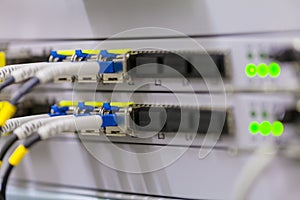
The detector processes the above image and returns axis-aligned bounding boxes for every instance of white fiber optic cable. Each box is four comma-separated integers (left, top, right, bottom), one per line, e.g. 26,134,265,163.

11,62,50,83
0,62,47,81
38,115,103,140
0,62,51,92
0,114,49,135
231,143,277,200
0,115,71,165
35,62,100,83
0,114,68,164
13,115,71,140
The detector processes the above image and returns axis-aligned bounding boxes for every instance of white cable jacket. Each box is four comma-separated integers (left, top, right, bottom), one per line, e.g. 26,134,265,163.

12,63,50,82
231,143,277,200
0,62,48,81
293,38,300,51
35,62,100,83
38,115,102,140
0,114,49,135
14,115,71,140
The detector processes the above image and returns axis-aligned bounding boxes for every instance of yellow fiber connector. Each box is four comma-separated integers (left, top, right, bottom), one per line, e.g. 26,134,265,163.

85,101,104,107
58,100,134,108
58,100,79,107
9,145,28,166
55,49,131,57
82,50,100,55
0,52,5,67
56,50,76,56
107,49,131,55
0,101,16,126
110,102,134,107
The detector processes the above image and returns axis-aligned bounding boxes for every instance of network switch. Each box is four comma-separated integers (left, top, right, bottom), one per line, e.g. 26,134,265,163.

0,33,300,200
5,89,291,150
18,37,295,93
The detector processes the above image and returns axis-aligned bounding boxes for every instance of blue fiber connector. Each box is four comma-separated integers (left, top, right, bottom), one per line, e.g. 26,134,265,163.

75,50,91,60
99,61,123,74
101,114,117,127
50,51,67,62
103,102,119,111
100,50,117,59
49,105,69,116
78,102,94,112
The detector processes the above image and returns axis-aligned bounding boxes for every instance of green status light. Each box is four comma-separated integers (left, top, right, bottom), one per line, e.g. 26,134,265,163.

246,63,281,78
249,121,284,137
259,121,272,136
272,121,284,137
249,121,260,135
269,62,281,77
257,63,269,77
245,63,257,77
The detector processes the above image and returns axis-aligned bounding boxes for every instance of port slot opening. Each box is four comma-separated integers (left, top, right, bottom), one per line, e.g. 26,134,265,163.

126,51,230,79
57,77,68,81
130,105,233,136
81,77,93,81
108,78,118,81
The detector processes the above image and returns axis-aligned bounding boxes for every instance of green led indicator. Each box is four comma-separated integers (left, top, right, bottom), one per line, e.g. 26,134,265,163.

269,62,281,77
257,63,269,77
250,111,256,118
272,121,284,137
245,63,257,77
260,53,267,59
262,111,268,119
249,121,260,135
260,121,272,136
247,53,253,59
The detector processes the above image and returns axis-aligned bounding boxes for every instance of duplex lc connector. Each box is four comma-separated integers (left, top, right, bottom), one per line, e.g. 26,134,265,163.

50,49,131,83
0,115,71,168
0,49,98,91
0,101,136,199
0,49,130,127
0,48,97,91
0,103,74,168
63,100,134,136
0,113,126,200
0,62,100,126
49,48,131,62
